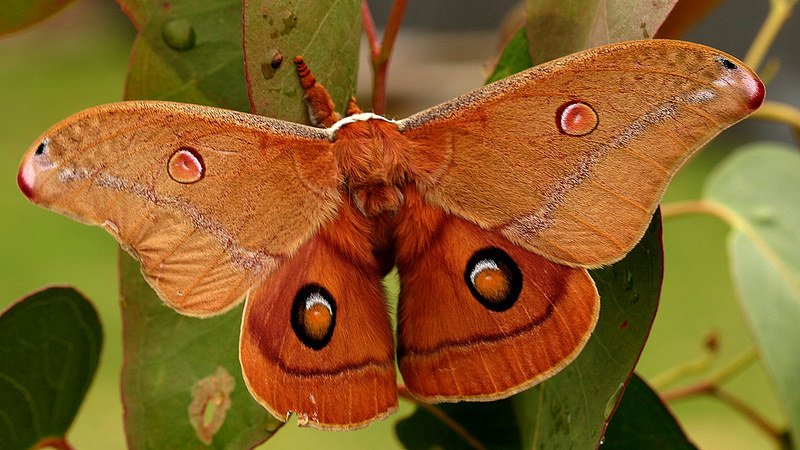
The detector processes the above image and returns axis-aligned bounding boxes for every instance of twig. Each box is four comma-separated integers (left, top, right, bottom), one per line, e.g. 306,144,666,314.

745,0,798,70
752,100,800,143
361,0,408,114
34,437,75,450
650,333,719,389
397,385,486,450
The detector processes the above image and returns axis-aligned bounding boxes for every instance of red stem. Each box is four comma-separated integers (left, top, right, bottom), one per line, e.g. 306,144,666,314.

34,437,75,450
361,0,408,114
361,0,381,58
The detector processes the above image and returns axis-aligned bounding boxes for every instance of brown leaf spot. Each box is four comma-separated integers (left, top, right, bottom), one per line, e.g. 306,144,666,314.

188,366,235,445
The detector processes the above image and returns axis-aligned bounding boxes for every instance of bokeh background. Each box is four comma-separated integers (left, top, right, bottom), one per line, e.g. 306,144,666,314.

1,0,797,448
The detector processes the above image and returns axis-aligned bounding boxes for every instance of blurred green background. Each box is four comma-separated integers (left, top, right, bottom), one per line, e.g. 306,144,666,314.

0,1,796,449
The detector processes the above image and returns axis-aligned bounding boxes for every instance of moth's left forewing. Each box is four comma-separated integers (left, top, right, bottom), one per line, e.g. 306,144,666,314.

18,101,341,317
399,40,764,268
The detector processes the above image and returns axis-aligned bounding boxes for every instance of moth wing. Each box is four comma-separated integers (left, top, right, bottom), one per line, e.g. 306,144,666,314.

399,40,763,267
18,101,340,316
394,188,599,401
240,199,397,429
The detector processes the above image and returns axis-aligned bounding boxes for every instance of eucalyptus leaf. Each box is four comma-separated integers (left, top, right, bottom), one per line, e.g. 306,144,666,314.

120,0,250,111
705,143,800,447
120,253,278,449
525,0,678,64
0,0,77,36
0,287,101,450
395,398,520,450
243,0,361,121
603,374,697,449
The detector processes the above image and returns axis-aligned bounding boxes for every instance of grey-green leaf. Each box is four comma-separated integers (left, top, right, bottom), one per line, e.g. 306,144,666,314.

243,0,361,122
121,0,251,111
705,143,800,447
603,374,697,449
0,287,102,450
120,253,280,450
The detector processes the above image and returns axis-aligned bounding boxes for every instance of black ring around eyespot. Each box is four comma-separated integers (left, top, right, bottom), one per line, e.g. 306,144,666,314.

290,283,337,350
463,247,523,312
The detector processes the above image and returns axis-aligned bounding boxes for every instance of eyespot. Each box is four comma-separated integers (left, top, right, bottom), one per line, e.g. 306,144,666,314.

717,57,737,70
291,283,336,350
556,101,598,136
168,148,204,184
464,247,522,312
35,139,49,156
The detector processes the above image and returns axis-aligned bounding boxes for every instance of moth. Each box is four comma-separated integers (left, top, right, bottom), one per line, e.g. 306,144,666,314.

18,40,763,429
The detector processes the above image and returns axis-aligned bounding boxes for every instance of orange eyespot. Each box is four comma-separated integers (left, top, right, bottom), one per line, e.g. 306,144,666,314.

465,247,523,312
473,267,511,304
303,301,333,342
291,284,336,350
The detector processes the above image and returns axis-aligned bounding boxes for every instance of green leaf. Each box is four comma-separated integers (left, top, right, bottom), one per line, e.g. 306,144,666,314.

525,0,678,64
604,374,697,449
0,0,77,36
705,143,800,447
514,215,662,449
0,287,102,450
485,27,662,449
120,253,279,449
243,0,361,121
121,0,251,111
486,28,533,84
395,398,520,450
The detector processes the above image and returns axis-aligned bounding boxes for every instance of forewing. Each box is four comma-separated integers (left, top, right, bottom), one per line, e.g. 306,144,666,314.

18,101,340,316
399,40,763,267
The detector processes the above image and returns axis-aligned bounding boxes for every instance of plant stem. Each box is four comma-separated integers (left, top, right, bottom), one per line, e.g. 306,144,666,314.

660,347,758,401
745,0,798,70
752,100,800,142
397,385,486,450
34,437,75,450
361,0,408,114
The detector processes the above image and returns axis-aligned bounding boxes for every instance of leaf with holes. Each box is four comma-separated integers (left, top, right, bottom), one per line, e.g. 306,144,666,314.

0,287,102,450
525,0,678,65
121,253,280,449
705,143,800,447
243,0,361,121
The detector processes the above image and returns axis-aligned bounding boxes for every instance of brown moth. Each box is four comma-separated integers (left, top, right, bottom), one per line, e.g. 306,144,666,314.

17,40,763,429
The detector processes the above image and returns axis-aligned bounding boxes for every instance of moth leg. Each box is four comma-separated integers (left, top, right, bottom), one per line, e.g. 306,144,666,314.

294,56,342,128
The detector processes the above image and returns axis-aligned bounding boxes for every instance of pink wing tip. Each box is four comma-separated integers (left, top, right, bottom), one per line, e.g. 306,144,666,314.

747,76,766,111
17,160,35,200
